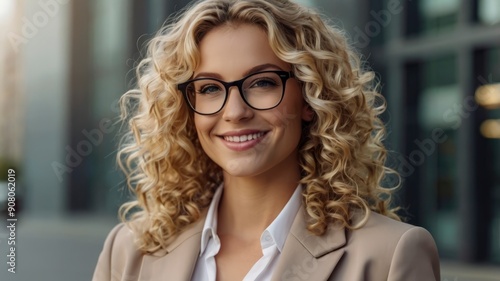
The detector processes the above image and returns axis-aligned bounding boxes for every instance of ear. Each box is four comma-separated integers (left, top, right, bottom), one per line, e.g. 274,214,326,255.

301,104,314,121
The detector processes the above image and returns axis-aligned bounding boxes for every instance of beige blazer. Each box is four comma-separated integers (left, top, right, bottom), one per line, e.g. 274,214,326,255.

93,206,440,281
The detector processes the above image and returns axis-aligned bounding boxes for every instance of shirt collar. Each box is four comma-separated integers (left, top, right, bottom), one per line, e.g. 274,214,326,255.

198,183,303,256
261,184,302,252
199,184,223,256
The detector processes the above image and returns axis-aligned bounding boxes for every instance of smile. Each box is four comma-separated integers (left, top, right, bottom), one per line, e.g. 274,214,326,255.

218,131,269,151
223,132,266,143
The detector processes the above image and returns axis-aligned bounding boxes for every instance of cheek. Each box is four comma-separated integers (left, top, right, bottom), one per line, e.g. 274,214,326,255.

193,116,214,147
194,115,210,134
193,117,220,165
266,106,304,141
270,96,304,129
270,111,300,130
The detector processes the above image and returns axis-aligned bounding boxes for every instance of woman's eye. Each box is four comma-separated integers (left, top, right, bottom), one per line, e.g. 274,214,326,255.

198,84,222,94
251,79,278,88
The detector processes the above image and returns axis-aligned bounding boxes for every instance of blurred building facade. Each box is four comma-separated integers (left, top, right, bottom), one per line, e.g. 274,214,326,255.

1,0,499,270
0,0,23,168
363,0,500,265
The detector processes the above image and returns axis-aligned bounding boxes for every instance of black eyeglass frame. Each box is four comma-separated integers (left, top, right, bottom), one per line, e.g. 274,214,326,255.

177,70,295,115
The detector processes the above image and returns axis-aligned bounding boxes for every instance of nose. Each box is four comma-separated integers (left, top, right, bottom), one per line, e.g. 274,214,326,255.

221,86,253,122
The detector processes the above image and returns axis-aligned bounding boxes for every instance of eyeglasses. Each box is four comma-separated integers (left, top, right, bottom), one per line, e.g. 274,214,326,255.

178,70,294,115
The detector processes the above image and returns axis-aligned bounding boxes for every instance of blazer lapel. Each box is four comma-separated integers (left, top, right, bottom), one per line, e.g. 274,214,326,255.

139,212,206,281
272,206,346,281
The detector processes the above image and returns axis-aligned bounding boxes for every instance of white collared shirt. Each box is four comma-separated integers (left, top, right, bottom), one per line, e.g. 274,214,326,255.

191,184,302,281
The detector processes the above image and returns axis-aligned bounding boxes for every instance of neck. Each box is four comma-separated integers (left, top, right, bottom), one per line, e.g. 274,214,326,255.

217,169,300,240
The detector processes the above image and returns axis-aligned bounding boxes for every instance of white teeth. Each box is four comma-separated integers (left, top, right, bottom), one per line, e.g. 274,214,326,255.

223,132,265,143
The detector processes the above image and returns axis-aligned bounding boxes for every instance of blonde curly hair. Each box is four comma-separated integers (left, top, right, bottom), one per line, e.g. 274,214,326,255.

118,0,401,254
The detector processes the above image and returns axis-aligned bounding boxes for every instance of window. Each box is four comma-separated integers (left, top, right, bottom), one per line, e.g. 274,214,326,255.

477,0,500,25
404,55,460,258
475,47,500,262
406,0,460,36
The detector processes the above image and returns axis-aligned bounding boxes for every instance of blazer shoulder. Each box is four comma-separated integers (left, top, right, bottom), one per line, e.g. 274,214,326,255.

93,215,206,281
340,211,440,280
363,211,414,233
350,211,437,256
93,223,145,281
105,222,142,257
386,225,441,280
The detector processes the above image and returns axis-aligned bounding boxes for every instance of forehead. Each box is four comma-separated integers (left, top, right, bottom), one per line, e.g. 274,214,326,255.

195,23,290,78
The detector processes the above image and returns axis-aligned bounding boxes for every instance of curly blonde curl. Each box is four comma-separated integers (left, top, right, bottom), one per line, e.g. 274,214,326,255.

118,0,401,254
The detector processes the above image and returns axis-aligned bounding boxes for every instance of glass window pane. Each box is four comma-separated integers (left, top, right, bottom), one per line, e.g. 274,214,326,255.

417,55,459,257
477,0,500,25
414,0,460,35
478,47,500,262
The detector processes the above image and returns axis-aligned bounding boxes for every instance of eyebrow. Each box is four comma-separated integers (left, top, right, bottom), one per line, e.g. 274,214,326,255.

193,63,286,79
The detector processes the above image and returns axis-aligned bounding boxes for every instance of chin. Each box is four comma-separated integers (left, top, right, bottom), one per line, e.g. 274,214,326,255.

222,158,263,177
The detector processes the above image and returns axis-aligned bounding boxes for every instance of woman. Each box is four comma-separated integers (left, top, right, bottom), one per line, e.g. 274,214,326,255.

93,0,440,280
